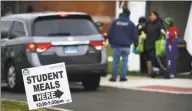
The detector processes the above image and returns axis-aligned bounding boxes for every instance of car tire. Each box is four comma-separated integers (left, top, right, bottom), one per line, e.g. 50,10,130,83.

82,75,100,91
6,61,24,92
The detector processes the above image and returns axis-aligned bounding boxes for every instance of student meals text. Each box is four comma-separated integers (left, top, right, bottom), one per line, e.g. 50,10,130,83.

22,62,72,110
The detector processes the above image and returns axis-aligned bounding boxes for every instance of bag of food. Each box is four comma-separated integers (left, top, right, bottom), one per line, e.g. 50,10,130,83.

132,31,145,54
155,34,166,56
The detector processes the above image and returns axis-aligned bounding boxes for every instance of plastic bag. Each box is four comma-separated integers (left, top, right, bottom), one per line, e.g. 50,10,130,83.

155,34,166,56
132,31,145,54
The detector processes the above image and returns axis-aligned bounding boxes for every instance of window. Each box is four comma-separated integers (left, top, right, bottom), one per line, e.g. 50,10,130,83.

33,15,99,37
0,20,12,32
26,6,33,13
11,21,26,38
0,20,12,39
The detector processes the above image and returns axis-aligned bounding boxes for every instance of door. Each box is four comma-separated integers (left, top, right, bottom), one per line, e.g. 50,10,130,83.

146,1,192,73
0,20,13,81
146,1,191,42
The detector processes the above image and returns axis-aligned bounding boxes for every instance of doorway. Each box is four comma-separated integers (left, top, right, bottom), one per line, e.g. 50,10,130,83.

146,1,191,41
146,1,192,73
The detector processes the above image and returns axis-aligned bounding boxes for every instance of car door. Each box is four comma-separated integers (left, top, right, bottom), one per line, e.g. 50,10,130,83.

0,20,13,81
6,21,28,68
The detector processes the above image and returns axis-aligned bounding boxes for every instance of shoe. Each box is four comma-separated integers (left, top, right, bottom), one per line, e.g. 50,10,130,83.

150,72,157,78
109,78,116,82
149,70,157,78
120,78,128,82
170,74,175,78
150,74,156,78
164,73,170,79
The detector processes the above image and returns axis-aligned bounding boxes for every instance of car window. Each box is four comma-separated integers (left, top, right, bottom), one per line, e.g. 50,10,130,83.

11,21,26,38
0,20,12,39
33,15,99,36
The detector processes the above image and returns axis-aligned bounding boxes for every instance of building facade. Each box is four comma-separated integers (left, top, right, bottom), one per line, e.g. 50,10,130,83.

1,1,191,40
1,1,129,33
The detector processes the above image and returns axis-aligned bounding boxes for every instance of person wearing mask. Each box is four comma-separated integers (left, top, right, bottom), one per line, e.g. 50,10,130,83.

164,17,179,78
137,17,147,35
145,11,166,75
137,17,147,73
107,8,138,82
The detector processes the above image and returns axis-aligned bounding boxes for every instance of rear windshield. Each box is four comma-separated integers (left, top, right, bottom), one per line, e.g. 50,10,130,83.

33,15,99,36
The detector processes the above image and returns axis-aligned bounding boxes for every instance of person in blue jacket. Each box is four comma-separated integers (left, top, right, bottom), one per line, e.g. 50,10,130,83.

107,8,139,82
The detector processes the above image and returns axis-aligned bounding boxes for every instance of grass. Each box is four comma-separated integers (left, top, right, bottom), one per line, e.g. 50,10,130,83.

106,45,112,57
1,99,55,111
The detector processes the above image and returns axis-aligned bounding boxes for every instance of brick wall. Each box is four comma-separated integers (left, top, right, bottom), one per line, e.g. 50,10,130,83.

24,1,116,33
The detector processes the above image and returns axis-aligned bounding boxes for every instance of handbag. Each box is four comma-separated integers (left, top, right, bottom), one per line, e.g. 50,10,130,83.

155,34,166,56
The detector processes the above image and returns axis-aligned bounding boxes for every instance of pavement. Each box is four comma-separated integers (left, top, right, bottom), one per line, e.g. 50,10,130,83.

101,75,192,94
1,76,192,111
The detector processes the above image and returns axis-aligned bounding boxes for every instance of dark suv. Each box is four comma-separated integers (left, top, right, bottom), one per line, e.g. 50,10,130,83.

1,12,108,91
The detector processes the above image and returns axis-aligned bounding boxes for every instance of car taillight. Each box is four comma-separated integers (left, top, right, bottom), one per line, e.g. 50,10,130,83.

59,13,68,17
102,40,107,46
103,33,107,39
89,40,106,50
26,42,52,52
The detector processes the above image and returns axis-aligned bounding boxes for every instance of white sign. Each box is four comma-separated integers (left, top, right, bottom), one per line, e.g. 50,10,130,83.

22,62,72,110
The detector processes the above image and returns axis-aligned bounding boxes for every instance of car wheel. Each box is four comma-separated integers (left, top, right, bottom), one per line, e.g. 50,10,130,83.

82,75,100,91
6,62,24,92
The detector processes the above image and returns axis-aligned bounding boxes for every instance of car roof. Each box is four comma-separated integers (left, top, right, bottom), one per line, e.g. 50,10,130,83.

1,11,88,22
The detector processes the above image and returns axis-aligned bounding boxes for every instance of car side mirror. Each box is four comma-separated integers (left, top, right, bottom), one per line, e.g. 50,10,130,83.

95,21,104,27
8,33,16,39
1,31,8,39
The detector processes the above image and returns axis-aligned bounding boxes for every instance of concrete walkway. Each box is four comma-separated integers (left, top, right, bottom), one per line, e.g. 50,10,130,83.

101,75,192,94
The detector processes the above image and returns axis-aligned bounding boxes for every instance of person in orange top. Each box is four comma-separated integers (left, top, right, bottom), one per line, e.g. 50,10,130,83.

164,17,179,78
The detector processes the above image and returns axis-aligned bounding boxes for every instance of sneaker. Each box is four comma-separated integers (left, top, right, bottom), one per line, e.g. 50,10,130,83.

170,74,175,78
150,73,156,78
164,73,175,79
164,73,170,79
109,78,116,82
120,78,128,82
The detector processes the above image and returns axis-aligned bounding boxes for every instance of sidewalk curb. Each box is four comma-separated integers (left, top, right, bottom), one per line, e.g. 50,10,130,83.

46,107,73,111
101,76,192,95
1,99,73,111
100,84,192,95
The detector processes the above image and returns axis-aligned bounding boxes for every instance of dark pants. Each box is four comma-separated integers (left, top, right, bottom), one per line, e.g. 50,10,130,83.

140,52,147,73
145,48,156,65
145,48,166,73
